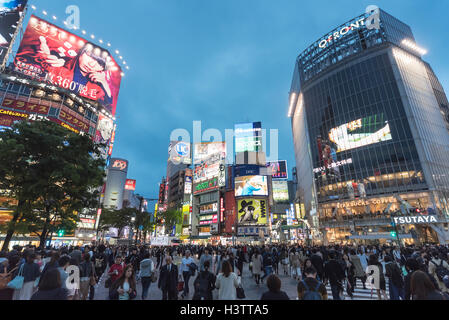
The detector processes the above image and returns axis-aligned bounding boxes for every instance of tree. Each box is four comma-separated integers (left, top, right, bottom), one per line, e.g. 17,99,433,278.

157,209,182,235
0,120,105,251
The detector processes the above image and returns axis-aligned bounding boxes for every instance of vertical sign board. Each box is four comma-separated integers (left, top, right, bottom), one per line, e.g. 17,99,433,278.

0,0,27,69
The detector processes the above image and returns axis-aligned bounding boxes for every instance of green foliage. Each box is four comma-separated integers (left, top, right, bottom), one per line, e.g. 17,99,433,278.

0,120,106,249
157,209,182,233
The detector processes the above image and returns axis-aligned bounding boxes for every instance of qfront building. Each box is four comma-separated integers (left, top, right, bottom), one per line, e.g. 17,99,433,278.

289,8,449,245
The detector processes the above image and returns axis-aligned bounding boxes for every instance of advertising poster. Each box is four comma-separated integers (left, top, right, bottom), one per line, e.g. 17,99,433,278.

329,114,392,152
14,15,122,116
235,122,262,153
193,142,226,183
266,160,288,179
272,180,289,203
169,141,191,165
0,0,27,66
95,114,114,145
235,175,268,197
237,199,267,225
124,179,136,191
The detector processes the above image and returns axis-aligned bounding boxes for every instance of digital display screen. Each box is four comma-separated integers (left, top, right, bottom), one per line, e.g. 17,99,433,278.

329,114,392,152
235,122,262,153
235,175,268,197
14,15,122,116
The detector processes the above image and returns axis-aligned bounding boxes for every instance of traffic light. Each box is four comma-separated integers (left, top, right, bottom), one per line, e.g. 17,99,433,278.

57,229,65,237
390,231,397,238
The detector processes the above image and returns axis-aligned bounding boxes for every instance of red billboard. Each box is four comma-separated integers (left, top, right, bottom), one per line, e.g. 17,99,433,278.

125,179,136,191
13,15,122,116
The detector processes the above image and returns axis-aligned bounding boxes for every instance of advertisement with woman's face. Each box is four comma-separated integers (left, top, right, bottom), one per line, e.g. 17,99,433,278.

13,15,122,116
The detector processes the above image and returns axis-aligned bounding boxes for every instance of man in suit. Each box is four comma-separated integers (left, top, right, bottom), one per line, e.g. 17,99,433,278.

158,256,179,300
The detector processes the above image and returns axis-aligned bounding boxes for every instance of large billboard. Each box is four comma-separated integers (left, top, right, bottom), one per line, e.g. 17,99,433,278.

235,175,268,197
235,122,262,153
193,142,226,183
0,0,27,67
272,180,289,203
329,114,392,153
266,160,288,179
124,179,136,191
13,15,122,116
169,141,191,165
237,199,267,225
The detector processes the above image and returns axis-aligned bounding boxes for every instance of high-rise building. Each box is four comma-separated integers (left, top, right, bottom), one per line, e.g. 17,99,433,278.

289,8,449,244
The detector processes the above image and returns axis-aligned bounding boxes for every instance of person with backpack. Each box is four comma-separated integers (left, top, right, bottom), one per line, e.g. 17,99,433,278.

260,274,289,300
324,251,345,300
297,266,327,300
79,253,96,300
428,250,449,293
193,260,216,300
385,255,405,300
139,252,154,300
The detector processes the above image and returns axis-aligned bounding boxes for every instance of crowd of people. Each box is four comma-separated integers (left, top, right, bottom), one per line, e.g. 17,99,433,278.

0,242,448,300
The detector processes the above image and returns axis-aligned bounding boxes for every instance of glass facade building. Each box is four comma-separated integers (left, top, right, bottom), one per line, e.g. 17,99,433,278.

289,9,449,244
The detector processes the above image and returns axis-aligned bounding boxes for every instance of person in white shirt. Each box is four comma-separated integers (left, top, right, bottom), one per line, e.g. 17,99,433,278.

215,260,240,300
180,250,195,299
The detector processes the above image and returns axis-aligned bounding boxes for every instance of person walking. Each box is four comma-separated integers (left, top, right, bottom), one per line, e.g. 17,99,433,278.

367,254,388,300
180,250,194,299
139,252,154,300
215,261,240,300
350,249,367,289
31,268,68,300
158,256,178,300
261,248,273,283
384,255,405,300
12,252,41,300
291,251,302,280
324,251,345,300
260,274,289,300
193,261,216,300
411,270,449,300
251,250,263,286
79,253,96,300
428,250,449,294
342,253,355,299
297,266,328,300
109,265,137,300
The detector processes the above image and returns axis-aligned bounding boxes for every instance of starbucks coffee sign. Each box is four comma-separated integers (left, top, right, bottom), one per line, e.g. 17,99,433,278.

393,215,439,225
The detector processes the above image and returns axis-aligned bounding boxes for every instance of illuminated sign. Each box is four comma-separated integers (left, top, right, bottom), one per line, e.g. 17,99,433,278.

266,160,288,179
313,158,353,173
158,182,165,204
14,15,122,116
393,215,439,225
238,226,268,236
272,181,289,203
111,159,127,171
329,114,392,153
193,142,226,183
125,179,136,191
184,176,192,195
235,122,262,153
194,177,218,194
237,199,267,225
319,18,366,49
235,175,268,197
169,141,191,165
0,0,27,67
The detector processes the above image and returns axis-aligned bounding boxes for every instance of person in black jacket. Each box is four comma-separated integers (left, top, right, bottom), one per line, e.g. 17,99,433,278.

158,256,179,300
324,251,345,300
193,261,216,300
260,274,290,300
384,255,404,300
31,268,68,300
310,249,325,281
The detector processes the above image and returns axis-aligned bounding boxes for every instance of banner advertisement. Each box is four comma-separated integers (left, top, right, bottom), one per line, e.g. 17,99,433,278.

266,160,288,179
193,142,226,183
169,141,191,165
237,199,268,225
272,180,289,203
329,114,392,153
0,0,27,67
194,177,218,194
125,179,136,191
95,113,114,145
235,175,268,197
14,15,122,116
235,122,262,153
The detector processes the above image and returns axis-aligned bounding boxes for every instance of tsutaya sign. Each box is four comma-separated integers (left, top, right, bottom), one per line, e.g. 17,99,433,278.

318,5,380,49
393,215,439,225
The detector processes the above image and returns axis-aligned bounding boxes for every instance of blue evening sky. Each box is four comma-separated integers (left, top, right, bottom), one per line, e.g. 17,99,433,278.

21,0,449,201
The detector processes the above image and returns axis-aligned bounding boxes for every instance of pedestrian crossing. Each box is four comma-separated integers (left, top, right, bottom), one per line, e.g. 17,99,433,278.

324,281,390,300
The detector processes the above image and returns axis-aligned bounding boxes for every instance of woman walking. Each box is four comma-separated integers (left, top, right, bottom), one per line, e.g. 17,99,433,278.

109,264,137,300
215,261,240,300
252,250,263,285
